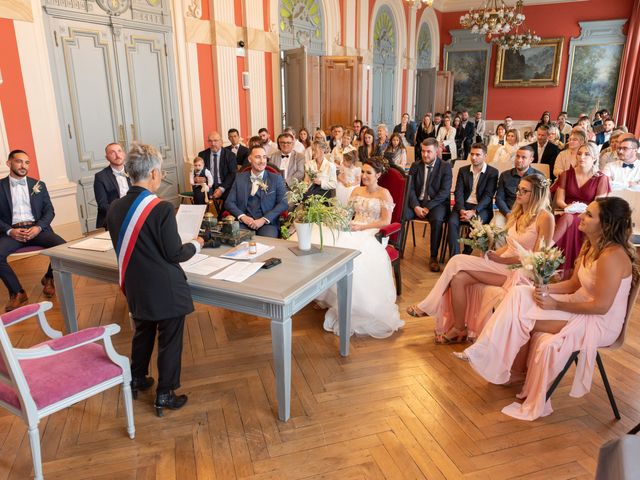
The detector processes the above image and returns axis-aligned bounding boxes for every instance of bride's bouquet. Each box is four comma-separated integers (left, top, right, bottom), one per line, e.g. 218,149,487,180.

509,240,565,285
458,216,506,253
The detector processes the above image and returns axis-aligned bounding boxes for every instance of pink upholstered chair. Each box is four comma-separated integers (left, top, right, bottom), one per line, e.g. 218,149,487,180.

0,302,135,480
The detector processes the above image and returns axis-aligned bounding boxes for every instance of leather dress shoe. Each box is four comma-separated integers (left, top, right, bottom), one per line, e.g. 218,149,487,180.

130,376,154,399
5,291,28,312
429,259,441,272
41,276,55,298
154,390,188,417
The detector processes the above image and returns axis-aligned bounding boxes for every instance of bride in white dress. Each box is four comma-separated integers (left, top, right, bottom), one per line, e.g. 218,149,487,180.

306,157,404,338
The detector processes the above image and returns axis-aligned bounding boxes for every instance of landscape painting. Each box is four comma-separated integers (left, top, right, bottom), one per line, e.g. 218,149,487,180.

445,50,487,114
565,43,624,118
494,38,563,87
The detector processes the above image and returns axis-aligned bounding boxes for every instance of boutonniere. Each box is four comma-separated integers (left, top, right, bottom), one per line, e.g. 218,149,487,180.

31,181,42,196
256,179,269,192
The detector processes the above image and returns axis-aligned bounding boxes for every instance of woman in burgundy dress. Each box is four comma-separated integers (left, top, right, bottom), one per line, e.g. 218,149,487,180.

553,143,610,278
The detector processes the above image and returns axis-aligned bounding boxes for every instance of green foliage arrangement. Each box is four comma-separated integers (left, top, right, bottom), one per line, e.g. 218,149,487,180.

280,180,352,249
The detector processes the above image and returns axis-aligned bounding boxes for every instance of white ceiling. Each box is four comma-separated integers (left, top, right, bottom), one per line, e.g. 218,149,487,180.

432,0,589,13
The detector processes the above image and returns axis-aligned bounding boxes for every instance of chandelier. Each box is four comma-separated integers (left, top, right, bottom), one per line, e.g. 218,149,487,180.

492,29,540,50
460,0,525,37
405,0,434,7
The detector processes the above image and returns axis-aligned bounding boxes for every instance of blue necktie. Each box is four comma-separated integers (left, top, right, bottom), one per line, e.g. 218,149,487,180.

212,152,219,183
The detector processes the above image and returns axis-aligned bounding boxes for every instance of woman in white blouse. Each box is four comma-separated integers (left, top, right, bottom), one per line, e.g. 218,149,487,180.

493,128,521,167
553,129,587,178
436,115,457,160
305,138,337,197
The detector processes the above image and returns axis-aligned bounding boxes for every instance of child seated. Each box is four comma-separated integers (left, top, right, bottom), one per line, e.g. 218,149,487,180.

190,156,213,205
336,151,361,206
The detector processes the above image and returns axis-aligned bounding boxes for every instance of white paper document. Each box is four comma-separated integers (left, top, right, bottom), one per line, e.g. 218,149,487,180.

94,231,111,240
182,256,235,275
180,253,208,269
68,238,113,252
176,204,207,243
211,261,264,282
220,242,274,261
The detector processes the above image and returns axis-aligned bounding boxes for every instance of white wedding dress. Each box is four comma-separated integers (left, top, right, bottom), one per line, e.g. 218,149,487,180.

297,195,405,338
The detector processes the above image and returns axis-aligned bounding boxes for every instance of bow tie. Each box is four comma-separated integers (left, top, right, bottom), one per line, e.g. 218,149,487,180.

250,175,262,182
281,154,289,159
114,170,127,177
10,178,27,187
623,163,635,169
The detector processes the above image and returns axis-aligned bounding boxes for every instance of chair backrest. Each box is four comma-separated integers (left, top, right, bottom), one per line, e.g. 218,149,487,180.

0,318,35,415
486,144,501,164
451,160,471,192
378,163,408,248
531,163,550,178
608,277,640,350
240,164,282,176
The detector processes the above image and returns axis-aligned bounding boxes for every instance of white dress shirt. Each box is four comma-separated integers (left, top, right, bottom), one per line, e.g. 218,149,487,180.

536,142,548,163
111,166,130,198
603,160,640,189
466,162,488,205
305,157,337,190
9,177,35,225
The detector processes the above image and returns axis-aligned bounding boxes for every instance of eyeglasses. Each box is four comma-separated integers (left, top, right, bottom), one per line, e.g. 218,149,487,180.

618,146,635,151
515,188,532,195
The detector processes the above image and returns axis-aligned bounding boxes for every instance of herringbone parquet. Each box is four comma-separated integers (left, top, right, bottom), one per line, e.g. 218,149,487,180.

1,233,639,479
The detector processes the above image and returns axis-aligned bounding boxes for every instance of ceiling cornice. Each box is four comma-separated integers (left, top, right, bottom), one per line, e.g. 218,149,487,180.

432,0,589,13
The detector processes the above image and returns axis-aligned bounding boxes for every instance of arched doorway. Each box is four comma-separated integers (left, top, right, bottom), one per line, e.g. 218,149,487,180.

371,6,396,129
279,0,325,131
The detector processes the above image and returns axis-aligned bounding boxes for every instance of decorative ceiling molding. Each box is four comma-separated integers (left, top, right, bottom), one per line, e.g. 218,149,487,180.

433,0,589,13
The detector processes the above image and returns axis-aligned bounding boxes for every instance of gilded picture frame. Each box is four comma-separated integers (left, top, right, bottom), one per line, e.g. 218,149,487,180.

494,37,564,88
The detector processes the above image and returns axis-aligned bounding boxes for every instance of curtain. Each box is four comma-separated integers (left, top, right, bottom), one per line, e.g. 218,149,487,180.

615,0,640,136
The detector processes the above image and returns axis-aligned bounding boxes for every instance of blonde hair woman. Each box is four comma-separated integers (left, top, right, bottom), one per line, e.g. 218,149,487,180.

553,129,587,178
408,172,555,343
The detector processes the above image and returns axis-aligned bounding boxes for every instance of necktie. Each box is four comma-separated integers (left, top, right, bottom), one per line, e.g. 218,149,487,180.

10,178,27,187
250,175,261,196
212,152,219,184
419,165,432,201
623,163,635,169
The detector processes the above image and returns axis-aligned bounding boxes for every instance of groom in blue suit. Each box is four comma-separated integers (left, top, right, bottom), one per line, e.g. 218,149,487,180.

224,145,288,238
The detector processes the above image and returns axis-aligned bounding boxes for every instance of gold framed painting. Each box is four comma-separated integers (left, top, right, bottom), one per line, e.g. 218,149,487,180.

494,37,564,88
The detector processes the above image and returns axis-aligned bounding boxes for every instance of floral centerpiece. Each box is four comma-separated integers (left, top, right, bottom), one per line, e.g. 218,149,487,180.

509,240,565,285
280,180,352,250
458,216,507,253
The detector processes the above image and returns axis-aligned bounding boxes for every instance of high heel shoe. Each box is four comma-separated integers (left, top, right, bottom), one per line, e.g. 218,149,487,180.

130,376,154,399
154,390,188,417
452,351,470,362
434,327,468,345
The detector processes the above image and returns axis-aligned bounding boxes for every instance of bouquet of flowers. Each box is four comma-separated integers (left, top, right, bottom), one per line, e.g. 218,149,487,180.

458,216,506,253
509,240,565,285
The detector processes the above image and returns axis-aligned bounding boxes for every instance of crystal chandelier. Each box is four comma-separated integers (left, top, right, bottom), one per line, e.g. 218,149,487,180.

405,0,434,7
460,0,525,37
492,29,540,51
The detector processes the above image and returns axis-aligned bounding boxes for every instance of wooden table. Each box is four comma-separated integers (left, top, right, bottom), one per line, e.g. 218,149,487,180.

43,237,359,421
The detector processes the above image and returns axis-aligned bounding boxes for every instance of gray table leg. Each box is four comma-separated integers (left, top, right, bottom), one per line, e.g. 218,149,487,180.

337,261,353,357
270,315,292,421
52,268,77,333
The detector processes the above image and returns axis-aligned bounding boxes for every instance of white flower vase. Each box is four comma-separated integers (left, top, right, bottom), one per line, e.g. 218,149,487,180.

295,222,313,251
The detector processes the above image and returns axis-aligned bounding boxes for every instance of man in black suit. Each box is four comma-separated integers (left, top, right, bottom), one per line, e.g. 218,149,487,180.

107,143,203,416
225,146,289,237
529,124,560,179
225,128,249,168
198,131,237,202
447,143,499,256
460,111,475,159
94,142,131,229
406,138,452,272
0,150,66,311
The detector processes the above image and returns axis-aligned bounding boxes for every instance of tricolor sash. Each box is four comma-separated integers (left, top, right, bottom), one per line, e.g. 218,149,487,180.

115,190,161,295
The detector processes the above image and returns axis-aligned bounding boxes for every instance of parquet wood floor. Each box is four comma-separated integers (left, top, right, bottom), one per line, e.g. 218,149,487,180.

1,233,639,479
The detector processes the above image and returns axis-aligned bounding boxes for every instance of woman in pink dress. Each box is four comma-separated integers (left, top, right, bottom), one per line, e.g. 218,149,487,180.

458,197,637,421
407,173,555,343
554,143,610,279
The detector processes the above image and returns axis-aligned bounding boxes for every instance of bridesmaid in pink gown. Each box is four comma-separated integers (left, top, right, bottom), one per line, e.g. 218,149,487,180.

407,173,555,343
553,143,610,279
459,197,637,421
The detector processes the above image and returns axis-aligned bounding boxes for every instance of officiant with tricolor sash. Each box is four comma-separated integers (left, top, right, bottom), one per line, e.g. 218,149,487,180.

106,143,204,417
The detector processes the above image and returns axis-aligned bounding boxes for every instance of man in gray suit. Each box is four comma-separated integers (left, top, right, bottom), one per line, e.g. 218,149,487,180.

270,132,304,188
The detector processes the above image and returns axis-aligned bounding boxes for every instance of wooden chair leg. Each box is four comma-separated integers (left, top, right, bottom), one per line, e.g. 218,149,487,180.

439,223,449,264
122,383,136,439
596,352,621,420
422,223,427,238
546,351,579,401
411,221,416,247
28,425,43,480
393,260,402,296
